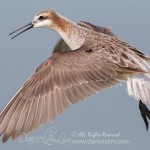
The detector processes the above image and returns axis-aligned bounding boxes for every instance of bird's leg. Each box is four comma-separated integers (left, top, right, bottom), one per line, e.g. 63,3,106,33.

139,100,150,130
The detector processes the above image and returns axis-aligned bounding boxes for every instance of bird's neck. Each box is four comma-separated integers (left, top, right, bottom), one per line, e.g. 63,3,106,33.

52,14,85,50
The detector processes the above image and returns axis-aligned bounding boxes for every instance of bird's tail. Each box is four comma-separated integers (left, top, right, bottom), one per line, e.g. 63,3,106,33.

124,48,150,105
127,73,150,104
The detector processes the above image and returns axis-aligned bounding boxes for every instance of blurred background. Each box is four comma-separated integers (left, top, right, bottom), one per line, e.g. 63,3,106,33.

0,0,150,149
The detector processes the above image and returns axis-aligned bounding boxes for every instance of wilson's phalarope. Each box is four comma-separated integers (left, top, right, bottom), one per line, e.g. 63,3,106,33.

1,9,150,143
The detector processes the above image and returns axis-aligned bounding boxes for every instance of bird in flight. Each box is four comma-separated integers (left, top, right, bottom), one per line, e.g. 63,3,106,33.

0,10,150,143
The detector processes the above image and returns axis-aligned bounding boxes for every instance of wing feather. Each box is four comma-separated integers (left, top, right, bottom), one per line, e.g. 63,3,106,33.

0,43,142,142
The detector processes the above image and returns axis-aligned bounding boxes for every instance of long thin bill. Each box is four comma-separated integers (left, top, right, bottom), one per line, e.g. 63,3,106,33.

9,22,33,39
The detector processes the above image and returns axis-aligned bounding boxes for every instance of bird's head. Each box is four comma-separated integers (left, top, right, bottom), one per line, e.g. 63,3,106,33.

9,10,61,39
32,10,56,28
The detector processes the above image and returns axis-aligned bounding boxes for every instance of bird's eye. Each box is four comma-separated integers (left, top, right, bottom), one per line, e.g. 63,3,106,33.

38,16,45,20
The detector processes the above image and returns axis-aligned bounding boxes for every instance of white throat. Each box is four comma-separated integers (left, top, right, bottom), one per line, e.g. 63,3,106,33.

34,20,52,28
56,24,85,50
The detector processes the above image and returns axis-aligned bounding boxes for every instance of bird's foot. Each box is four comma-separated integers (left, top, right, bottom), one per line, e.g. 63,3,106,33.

139,100,150,130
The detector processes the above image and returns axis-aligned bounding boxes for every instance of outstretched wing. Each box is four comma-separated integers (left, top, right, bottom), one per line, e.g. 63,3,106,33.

0,44,142,143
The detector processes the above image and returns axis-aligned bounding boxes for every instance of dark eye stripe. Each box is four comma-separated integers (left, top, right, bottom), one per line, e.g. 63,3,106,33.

39,16,44,20
38,16,47,20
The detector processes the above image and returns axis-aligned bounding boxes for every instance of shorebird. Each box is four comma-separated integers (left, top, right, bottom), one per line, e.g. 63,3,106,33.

1,10,150,143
